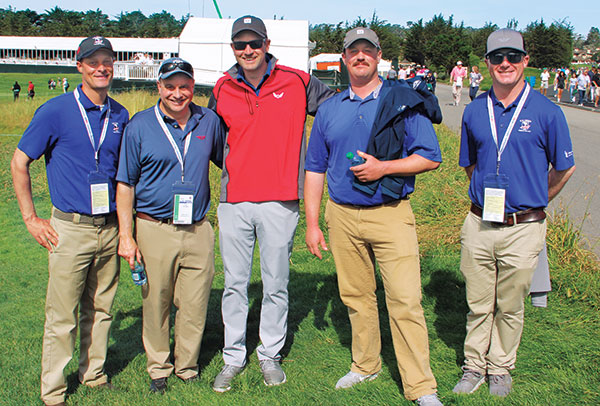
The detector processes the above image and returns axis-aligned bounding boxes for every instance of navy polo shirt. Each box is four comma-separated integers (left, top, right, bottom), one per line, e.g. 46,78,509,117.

305,84,442,206
459,83,575,212
18,84,129,215
116,102,225,221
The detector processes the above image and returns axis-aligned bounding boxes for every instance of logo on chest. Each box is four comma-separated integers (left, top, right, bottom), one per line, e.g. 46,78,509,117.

517,119,532,133
112,122,120,133
272,92,284,99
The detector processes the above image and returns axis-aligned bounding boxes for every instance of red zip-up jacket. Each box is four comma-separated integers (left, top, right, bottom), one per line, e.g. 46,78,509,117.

208,56,334,203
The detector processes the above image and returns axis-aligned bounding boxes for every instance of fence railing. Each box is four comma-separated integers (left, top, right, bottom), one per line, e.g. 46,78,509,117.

113,62,159,81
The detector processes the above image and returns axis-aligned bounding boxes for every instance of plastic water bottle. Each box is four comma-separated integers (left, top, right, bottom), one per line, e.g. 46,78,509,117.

346,152,365,166
131,261,147,286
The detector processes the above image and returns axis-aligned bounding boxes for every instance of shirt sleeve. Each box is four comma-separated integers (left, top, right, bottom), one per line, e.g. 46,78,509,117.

211,116,226,169
545,107,574,171
17,102,59,160
459,109,477,168
116,120,142,186
403,111,442,163
305,108,329,173
306,76,335,116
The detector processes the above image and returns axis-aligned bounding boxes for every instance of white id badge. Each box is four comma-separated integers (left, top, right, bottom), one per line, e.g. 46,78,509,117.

173,194,193,224
483,188,506,222
482,173,509,222
172,181,195,225
89,171,110,215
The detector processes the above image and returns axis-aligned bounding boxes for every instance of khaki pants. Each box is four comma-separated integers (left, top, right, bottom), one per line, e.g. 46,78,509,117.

460,212,546,375
41,211,119,405
136,217,215,380
325,199,437,400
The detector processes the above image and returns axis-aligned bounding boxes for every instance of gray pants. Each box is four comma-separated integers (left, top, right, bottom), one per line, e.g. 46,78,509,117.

218,201,299,367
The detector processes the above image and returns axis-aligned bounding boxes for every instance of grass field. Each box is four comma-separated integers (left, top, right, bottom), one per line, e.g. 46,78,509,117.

0,87,599,405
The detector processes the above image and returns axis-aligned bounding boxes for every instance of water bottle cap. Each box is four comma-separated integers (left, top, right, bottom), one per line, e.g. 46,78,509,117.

346,152,354,159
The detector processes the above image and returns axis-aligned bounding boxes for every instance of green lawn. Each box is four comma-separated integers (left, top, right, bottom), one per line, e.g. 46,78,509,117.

0,93,599,405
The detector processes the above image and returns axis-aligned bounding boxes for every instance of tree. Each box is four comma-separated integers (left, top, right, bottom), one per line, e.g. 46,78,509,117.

523,19,573,68
585,27,600,48
471,22,498,57
0,7,40,35
309,22,347,55
113,11,147,37
140,11,183,37
404,19,426,65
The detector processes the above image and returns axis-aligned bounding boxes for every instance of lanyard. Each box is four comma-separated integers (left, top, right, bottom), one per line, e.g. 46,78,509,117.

154,104,192,182
74,88,110,167
487,83,530,175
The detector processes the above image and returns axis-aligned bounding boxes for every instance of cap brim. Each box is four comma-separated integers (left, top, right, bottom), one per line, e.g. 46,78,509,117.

158,69,194,80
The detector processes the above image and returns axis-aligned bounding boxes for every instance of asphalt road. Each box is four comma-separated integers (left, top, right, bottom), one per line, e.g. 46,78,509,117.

433,83,600,259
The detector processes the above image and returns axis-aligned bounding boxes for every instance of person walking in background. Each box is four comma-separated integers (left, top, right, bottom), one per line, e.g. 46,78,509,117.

304,27,444,406
12,81,21,101
454,28,575,398
10,36,129,406
539,68,550,97
469,66,483,101
387,66,397,81
576,68,590,106
208,15,334,392
398,65,407,80
62,77,70,93
116,58,224,394
450,60,467,106
27,81,35,100
426,70,437,93
569,72,578,103
590,67,599,107
555,71,566,102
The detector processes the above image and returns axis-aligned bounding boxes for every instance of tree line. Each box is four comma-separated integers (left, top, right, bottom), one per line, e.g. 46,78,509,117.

311,13,600,73
2,7,599,70
0,6,185,37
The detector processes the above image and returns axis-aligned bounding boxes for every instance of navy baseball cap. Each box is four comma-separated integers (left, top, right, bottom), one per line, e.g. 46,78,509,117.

76,36,115,61
231,15,267,40
158,58,194,80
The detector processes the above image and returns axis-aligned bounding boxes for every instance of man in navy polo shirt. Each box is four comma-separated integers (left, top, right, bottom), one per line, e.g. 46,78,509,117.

116,58,224,394
11,36,129,406
304,28,443,406
453,29,575,397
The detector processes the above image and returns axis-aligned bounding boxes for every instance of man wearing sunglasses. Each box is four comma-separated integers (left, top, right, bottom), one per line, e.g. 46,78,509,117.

454,28,575,397
208,15,334,392
116,58,225,394
11,36,129,406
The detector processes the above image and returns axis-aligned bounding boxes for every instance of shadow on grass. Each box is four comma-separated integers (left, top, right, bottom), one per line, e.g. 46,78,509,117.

423,268,469,366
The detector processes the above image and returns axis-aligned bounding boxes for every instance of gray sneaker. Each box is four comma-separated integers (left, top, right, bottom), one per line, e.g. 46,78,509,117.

416,393,444,406
212,364,244,392
488,373,512,397
335,370,379,389
259,359,286,386
452,369,485,394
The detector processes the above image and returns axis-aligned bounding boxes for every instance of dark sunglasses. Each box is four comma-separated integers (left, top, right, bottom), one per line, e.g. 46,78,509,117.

159,60,194,76
232,39,265,51
487,51,525,65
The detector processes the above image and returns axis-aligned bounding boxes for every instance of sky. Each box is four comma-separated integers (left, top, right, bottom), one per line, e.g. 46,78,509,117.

1,0,596,36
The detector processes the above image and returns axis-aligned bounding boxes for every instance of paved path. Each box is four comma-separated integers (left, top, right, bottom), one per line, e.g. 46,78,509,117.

434,83,600,259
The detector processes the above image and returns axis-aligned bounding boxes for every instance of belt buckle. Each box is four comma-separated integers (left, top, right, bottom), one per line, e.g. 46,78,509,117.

92,216,106,226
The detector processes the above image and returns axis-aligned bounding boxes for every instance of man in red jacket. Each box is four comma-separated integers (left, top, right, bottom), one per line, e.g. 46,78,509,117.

208,15,333,392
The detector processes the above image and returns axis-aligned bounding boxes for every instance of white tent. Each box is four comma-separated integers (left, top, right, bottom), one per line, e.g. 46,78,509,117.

179,17,310,86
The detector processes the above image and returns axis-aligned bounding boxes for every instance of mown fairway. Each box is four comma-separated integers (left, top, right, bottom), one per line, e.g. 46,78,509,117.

0,86,598,405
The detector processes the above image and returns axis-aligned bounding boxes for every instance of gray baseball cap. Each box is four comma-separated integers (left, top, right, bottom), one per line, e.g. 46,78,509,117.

486,28,526,56
344,27,380,49
231,15,267,40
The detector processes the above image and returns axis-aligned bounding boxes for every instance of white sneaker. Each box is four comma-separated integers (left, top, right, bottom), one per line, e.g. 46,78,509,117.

416,393,444,406
335,370,379,389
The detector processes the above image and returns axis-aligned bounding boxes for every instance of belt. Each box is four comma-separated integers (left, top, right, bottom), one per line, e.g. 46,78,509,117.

52,208,116,226
470,203,546,226
136,212,204,225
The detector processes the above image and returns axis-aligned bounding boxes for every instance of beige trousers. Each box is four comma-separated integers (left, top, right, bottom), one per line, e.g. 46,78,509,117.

325,199,437,400
41,212,119,405
460,212,546,375
136,217,215,380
